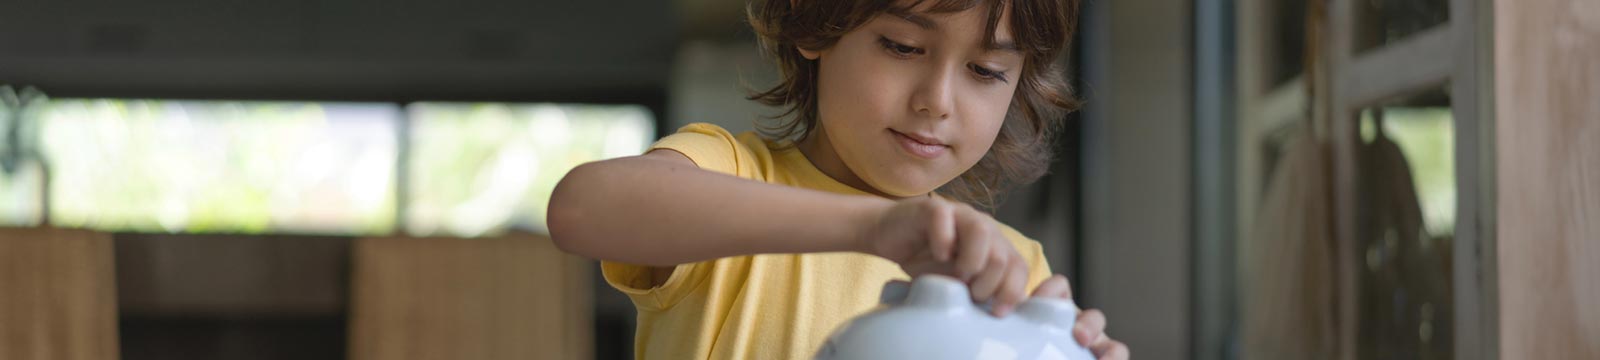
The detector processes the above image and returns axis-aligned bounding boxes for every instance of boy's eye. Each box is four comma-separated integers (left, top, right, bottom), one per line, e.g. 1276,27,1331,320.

969,64,1009,83
878,36,923,57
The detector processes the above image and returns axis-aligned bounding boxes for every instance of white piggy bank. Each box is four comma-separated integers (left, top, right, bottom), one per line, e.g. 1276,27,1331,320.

814,275,1096,360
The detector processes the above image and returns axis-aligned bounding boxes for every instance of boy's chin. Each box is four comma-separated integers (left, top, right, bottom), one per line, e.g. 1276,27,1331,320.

865,171,955,198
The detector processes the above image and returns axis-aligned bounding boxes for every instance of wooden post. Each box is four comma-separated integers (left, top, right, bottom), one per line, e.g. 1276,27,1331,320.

1494,0,1600,357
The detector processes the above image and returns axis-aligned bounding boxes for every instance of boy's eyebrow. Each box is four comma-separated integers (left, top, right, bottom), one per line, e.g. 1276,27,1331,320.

886,8,938,30
989,40,1020,54
886,8,1022,55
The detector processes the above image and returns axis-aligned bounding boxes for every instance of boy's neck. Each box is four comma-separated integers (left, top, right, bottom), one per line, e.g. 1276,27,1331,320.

796,126,918,200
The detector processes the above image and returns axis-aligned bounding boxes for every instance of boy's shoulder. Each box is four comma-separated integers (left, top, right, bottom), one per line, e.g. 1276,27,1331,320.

651,122,776,179
657,123,774,151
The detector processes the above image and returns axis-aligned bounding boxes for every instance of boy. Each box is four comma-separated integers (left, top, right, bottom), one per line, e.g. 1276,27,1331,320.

550,0,1127,358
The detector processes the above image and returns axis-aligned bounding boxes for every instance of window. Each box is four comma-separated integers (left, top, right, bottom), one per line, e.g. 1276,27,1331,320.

39,99,401,235
405,102,653,238
6,98,653,236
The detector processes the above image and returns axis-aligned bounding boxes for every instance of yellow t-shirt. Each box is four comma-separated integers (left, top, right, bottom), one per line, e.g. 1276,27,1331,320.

601,123,1055,359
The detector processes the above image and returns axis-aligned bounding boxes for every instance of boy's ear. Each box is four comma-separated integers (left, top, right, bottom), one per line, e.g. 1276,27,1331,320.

797,46,821,60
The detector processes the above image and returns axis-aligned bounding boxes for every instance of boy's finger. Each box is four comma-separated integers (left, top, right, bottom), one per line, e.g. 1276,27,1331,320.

928,204,956,262
1091,339,1129,360
899,249,940,275
1032,275,1072,299
1073,308,1108,345
967,251,1008,304
1056,274,1076,299
992,258,1029,317
952,213,992,280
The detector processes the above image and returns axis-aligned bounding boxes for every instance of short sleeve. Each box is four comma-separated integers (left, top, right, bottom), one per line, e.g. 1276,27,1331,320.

646,123,768,180
599,123,765,311
602,260,712,311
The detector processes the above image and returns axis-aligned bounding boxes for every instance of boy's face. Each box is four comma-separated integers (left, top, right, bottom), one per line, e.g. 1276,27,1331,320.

801,3,1023,197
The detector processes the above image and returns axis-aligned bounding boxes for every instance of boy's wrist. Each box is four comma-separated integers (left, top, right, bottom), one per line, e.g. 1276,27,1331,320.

842,195,895,256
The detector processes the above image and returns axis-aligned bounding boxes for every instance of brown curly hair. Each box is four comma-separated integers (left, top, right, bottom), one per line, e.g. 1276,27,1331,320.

746,0,1082,209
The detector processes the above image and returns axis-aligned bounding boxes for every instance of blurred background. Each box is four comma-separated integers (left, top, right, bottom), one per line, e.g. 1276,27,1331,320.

1,0,1595,359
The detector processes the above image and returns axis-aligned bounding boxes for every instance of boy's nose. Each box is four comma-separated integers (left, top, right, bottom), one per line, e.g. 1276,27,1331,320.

910,69,955,120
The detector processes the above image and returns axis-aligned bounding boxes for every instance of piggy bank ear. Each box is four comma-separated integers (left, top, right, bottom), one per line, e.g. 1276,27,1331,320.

879,280,912,305
901,275,973,308
1016,298,1080,331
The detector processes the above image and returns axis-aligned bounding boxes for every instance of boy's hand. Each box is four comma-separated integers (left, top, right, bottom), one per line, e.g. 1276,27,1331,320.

854,196,1031,317
1032,275,1130,360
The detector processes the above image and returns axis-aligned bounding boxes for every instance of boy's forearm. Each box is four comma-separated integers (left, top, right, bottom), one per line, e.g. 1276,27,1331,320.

548,155,893,266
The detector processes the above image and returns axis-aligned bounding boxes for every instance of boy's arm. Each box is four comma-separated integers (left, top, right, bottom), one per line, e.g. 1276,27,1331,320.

547,149,892,266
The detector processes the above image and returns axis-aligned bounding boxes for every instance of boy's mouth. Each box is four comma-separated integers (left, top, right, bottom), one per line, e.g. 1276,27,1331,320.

889,129,949,159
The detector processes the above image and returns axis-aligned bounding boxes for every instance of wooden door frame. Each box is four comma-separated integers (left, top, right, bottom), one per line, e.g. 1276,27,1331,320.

1235,0,1497,358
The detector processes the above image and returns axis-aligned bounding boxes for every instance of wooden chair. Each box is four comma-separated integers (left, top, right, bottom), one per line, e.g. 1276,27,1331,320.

0,227,120,360
348,232,593,360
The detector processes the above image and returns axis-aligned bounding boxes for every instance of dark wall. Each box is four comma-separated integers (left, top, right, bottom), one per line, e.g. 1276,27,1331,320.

0,0,678,103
